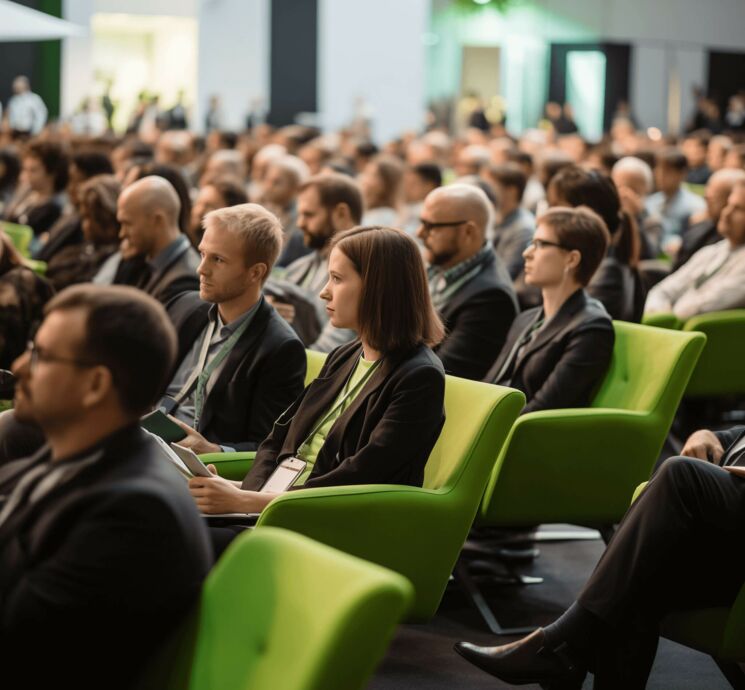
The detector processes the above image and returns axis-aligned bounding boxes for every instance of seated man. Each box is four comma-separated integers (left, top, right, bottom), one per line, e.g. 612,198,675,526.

455,424,745,688
418,184,518,381
645,179,745,320
94,175,200,303
164,203,306,453
0,285,211,689
483,163,535,279
270,172,363,352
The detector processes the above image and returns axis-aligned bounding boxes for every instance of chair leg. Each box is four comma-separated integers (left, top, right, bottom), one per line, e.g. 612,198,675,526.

454,560,537,636
714,659,745,690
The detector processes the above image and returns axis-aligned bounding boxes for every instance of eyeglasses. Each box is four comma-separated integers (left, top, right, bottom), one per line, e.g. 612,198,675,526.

26,340,98,373
418,219,468,235
526,238,570,251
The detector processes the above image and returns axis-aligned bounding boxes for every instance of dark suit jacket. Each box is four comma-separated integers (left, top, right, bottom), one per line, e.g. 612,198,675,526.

484,289,614,413
243,340,446,491
587,253,646,323
32,212,82,261
434,250,519,381
0,424,212,690
167,292,307,452
716,426,745,465
143,241,201,304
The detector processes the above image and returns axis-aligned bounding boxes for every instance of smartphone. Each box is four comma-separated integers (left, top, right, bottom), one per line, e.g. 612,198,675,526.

141,409,187,443
261,457,307,493
171,443,213,478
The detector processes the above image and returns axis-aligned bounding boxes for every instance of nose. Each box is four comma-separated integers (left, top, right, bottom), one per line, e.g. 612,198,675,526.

11,349,31,378
197,256,209,276
523,243,535,259
319,280,331,302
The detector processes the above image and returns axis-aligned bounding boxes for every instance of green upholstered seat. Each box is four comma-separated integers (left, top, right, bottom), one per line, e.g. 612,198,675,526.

152,527,412,690
478,321,706,528
642,312,683,330
1,222,33,257
304,349,327,387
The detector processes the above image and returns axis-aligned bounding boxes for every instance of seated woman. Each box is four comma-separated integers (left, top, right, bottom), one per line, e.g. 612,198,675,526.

548,165,646,322
359,155,404,227
189,225,446,522
0,230,54,369
2,139,68,246
483,207,614,413
45,175,121,290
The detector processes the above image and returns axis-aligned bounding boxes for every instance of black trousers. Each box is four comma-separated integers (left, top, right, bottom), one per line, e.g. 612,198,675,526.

577,456,745,687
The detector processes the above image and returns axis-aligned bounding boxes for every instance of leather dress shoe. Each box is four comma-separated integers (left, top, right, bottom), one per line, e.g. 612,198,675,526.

454,629,585,687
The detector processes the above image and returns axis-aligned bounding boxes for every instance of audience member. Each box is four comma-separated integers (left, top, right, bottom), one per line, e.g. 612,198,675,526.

359,154,403,226
0,147,21,214
189,177,248,245
508,150,545,214
455,423,745,688
3,139,69,241
418,184,517,380
646,147,706,253
0,285,211,689
261,155,312,267
95,176,199,303
645,180,745,319
707,134,733,173
682,131,712,185
484,207,614,413
454,144,491,178
483,163,535,279
45,175,121,290
0,230,53,369
549,165,646,322
190,226,446,555
401,162,442,235
163,204,306,452
130,161,193,237
673,168,745,270
33,149,113,262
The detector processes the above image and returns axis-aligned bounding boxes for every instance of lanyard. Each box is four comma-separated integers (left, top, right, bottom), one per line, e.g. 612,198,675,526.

296,357,380,459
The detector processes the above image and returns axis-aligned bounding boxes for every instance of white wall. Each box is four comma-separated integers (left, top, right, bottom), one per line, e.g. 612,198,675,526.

195,0,270,133
319,0,429,142
61,0,95,118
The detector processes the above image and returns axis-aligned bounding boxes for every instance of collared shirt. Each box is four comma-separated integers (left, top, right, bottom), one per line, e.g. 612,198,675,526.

163,299,262,427
645,187,706,241
7,91,48,134
148,234,191,276
428,243,493,312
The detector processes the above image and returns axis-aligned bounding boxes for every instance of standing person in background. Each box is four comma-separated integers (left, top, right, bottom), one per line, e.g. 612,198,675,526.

4,76,47,138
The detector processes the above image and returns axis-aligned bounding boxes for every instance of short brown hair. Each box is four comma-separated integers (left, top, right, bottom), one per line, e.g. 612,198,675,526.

539,207,610,286
79,174,121,244
299,172,363,224
25,139,70,192
484,163,528,201
45,285,177,415
204,203,283,282
368,155,404,209
332,226,444,353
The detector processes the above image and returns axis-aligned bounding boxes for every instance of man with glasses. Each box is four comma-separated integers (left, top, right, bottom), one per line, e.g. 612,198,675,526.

0,285,211,689
418,184,518,380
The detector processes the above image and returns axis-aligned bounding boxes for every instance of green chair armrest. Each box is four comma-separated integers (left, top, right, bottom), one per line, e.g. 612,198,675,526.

631,481,648,503
198,451,255,481
256,483,470,621
642,313,682,329
481,408,661,526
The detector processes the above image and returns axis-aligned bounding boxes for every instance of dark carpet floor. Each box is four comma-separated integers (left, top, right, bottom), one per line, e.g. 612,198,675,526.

368,526,730,689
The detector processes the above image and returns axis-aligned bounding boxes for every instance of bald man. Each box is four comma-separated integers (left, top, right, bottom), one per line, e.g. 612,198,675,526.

673,168,745,270
418,184,518,380
95,175,200,303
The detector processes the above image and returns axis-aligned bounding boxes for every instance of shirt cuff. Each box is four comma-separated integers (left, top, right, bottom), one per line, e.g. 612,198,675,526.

219,445,234,453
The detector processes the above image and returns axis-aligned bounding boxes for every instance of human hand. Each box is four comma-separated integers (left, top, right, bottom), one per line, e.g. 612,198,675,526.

167,415,222,454
617,185,644,217
680,429,725,464
188,473,248,514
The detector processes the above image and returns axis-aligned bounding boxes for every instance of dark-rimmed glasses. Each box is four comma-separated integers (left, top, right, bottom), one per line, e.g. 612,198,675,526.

526,238,570,251
418,219,468,235
26,340,98,373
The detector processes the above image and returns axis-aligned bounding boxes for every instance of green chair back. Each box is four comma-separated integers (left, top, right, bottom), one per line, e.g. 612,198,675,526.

641,312,682,330
681,310,745,397
304,350,327,387
256,377,525,620
479,321,706,526
1,222,33,257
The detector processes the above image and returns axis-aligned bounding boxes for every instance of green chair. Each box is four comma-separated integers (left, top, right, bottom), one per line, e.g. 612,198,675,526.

468,322,705,633
249,377,524,621
642,312,682,330
153,527,413,690
200,350,328,480
1,222,33,257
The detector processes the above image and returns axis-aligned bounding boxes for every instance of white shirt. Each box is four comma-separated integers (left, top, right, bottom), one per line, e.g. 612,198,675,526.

644,240,745,320
7,91,48,134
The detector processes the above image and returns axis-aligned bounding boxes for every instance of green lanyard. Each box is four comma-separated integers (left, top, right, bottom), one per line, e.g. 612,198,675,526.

296,357,380,460
188,317,252,427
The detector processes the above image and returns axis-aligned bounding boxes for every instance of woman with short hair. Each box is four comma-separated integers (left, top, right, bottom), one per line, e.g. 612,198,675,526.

484,206,615,413
190,225,446,525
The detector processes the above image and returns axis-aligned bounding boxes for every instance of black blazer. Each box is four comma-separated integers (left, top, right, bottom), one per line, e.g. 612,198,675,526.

143,241,201,304
0,425,212,690
434,249,518,381
32,212,82,261
484,289,614,414
716,426,745,465
587,254,646,323
167,292,306,451
243,340,446,491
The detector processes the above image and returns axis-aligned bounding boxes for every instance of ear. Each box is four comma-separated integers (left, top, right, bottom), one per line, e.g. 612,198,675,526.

566,248,582,272
331,202,352,227
81,366,115,409
250,262,268,285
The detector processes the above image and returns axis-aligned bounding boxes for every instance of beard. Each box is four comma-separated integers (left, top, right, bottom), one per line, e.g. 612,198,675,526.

425,245,459,267
304,228,332,251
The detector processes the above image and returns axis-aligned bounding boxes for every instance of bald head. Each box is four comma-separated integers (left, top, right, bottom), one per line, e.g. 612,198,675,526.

117,176,182,259
426,184,491,239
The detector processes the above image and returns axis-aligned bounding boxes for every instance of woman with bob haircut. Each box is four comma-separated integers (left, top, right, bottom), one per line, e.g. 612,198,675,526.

484,206,614,413
189,225,447,525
